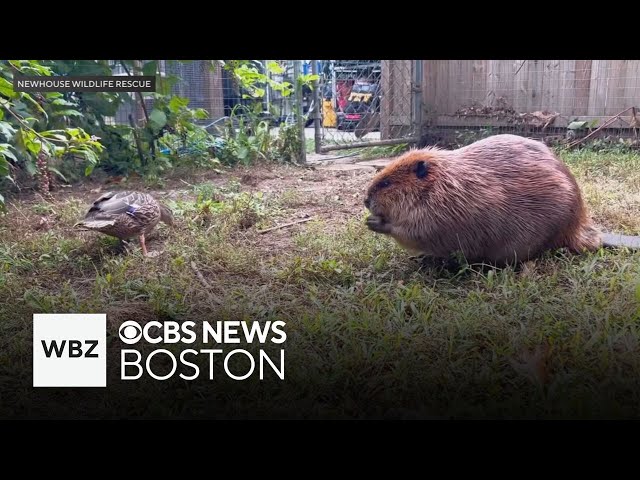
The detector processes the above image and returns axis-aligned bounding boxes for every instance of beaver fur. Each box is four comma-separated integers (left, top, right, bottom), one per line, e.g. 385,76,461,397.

364,134,607,265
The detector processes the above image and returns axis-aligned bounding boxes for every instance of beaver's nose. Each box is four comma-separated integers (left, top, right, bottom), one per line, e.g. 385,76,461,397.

364,197,371,209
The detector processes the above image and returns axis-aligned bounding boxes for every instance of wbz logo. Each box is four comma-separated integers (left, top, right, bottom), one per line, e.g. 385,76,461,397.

41,339,99,358
33,314,106,387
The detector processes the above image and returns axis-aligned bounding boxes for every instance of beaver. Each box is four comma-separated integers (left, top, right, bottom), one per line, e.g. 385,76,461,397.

364,134,639,266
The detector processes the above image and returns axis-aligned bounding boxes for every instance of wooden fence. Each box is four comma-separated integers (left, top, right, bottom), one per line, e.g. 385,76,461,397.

418,60,640,130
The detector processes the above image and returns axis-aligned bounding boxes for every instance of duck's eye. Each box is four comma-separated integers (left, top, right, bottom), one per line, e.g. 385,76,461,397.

379,179,391,189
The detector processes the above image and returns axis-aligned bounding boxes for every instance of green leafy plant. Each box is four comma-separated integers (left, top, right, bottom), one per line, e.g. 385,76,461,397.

216,105,273,165
273,121,303,164
222,60,294,100
0,60,104,204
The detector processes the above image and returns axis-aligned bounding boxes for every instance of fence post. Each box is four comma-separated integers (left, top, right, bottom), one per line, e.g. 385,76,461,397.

412,60,423,141
311,60,322,154
293,60,307,164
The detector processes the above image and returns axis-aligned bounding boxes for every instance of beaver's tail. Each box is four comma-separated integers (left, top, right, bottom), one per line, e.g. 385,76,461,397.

600,232,640,249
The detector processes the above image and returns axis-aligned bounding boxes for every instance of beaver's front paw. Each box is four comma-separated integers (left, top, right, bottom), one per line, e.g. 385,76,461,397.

366,215,391,234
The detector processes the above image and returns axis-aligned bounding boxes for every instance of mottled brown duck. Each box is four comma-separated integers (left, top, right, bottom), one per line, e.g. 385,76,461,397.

74,191,174,256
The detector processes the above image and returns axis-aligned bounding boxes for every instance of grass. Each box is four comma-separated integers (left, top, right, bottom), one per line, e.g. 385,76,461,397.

309,136,409,160
0,147,639,419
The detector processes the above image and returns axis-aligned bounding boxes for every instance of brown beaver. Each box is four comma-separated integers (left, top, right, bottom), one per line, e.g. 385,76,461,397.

364,134,639,266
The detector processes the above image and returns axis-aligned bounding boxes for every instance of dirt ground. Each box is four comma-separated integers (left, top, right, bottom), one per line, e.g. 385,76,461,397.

2,161,380,256
2,151,640,420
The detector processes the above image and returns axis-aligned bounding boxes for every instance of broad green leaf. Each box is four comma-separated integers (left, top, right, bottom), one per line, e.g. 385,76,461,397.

51,98,77,106
142,61,158,76
266,61,285,74
0,156,9,176
0,77,17,99
299,74,320,85
168,96,190,112
237,146,249,160
22,130,42,155
52,109,83,117
568,121,588,130
148,109,167,130
0,122,16,140
11,60,53,77
40,131,68,142
0,108,3,120
194,109,209,120
47,166,68,182
0,144,17,162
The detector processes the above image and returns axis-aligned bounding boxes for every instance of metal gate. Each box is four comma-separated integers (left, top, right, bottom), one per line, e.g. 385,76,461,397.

310,60,422,154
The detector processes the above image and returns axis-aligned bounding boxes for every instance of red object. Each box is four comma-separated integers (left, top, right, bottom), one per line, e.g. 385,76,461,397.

336,80,353,112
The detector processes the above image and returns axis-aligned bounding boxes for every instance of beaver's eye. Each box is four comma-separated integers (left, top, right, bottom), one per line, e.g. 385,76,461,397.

379,179,391,189
415,160,429,179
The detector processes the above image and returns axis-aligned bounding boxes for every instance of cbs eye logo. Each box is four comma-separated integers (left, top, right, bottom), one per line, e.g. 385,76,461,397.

119,321,142,345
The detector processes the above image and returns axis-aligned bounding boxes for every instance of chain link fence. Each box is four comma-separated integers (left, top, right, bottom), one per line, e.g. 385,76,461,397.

109,60,239,127
310,60,421,153
106,60,640,157
107,60,306,147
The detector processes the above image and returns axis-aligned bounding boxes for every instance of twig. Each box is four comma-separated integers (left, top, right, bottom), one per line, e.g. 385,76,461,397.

568,107,634,149
34,191,54,204
190,261,222,305
128,114,146,166
257,217,315,234
119,61,151,123
190,261,211,288
9,202,29,220
514,60,527,76
120,60,155,162
0,101,54,143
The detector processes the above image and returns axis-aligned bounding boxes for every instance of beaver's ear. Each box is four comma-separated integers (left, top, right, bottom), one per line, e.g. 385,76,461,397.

415,160,429,179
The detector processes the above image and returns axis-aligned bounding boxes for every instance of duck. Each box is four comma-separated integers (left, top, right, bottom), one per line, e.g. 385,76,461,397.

75,191,174,257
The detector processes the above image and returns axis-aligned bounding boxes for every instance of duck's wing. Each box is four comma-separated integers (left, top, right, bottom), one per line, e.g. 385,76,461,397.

87,191,151,218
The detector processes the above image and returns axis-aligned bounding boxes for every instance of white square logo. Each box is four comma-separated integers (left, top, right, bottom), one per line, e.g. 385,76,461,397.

33,314,107,387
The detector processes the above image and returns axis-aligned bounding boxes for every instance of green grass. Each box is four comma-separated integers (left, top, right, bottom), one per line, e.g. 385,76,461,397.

310,138,409,160
0,147,639,419
327,143,409,160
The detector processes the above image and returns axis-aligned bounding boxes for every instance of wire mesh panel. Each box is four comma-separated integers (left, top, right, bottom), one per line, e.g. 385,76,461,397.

109,60,229,127
165,60,225,121
314,60,421,151
108,60,302,127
